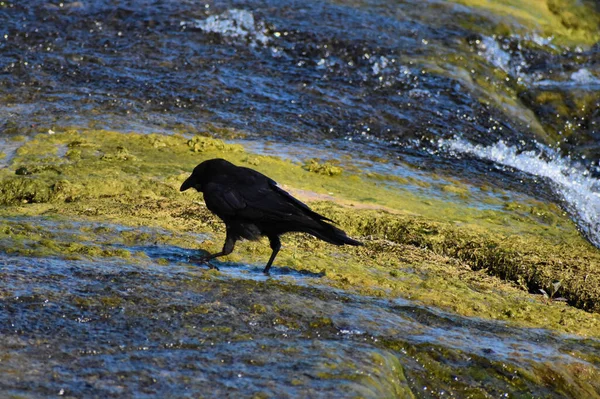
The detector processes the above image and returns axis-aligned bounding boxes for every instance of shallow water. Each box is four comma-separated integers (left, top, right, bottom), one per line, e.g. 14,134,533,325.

2,0,600,396
2,217,600,397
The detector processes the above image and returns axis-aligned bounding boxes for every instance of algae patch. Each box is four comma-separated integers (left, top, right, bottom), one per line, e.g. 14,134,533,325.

449,0,600,46
303,159,343,176
1,128,600,337
2,128,600,396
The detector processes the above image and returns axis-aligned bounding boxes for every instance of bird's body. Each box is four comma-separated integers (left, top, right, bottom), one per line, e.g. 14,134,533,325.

180,158,362,273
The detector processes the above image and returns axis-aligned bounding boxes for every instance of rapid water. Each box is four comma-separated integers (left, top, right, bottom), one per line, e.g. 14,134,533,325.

438,138,600,246
2,1,600,396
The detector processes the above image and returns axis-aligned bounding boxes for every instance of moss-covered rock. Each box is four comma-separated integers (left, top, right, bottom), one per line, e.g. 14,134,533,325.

303,159,343,176
0,127,599,338
451,0,600,46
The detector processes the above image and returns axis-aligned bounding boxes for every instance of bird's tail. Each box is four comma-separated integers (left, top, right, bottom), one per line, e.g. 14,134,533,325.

303,221,362,246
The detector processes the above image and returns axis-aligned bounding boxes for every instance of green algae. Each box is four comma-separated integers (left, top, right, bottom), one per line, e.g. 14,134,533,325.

365,172,410,186
435,52,553,144
352,352,415,399
0,221,134,260
0,127,599,339
415,16,596,151
0,174,54,205
522,88,600,157
546,0,600,40
375,339,568,398
440,183,470,199
450,0,600,46
313,351,416,398
101,146,138,162
303,159,343,176
325,205,600,313
187,135,244,153
413,53,555,146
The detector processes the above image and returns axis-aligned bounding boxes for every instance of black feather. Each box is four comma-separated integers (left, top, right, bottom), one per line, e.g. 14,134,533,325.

180,158,362,274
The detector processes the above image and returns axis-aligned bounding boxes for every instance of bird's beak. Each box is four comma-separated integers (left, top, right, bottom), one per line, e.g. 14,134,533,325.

180,176,193,192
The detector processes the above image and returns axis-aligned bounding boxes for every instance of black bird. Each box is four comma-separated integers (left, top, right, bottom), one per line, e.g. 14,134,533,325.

180,158,362,274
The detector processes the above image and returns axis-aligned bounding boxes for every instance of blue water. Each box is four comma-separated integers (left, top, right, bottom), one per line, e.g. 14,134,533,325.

1,218,600,397
1,0,599,245
1,2,600,395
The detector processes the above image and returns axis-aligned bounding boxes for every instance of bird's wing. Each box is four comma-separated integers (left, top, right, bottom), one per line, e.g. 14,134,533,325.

269,183,333,222
237,166,332,221
203,176,330,224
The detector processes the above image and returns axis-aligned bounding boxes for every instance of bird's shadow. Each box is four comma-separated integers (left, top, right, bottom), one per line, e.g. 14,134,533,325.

138,244,325,279
264,266,326,279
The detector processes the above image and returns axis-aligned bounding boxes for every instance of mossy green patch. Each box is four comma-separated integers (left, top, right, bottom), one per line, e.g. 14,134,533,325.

441,183,470,199
521,88,600,157
450,0,600,46
0,127,599,339
0,174,54,205
187,135,243,153
303,159,343,176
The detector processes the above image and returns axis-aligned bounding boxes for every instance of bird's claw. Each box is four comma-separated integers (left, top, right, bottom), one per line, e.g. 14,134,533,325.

189,256,220,271
207,263,220,271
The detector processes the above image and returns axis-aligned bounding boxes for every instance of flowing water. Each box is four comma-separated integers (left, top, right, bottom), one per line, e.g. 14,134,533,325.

1,0,599,244
2,218,600,398
2,0,600,397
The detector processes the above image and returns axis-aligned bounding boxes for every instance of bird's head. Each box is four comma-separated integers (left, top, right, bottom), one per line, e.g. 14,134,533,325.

180,158,231,192
180,162,208,192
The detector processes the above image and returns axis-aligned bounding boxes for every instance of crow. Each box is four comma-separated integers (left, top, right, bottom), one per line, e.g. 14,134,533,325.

180,158,362,274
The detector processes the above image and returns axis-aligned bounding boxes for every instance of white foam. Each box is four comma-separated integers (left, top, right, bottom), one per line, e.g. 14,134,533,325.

193,9,270,46
371,56,389,75
477,36,511,74
570,68,600,84
438,138,600,247
475,36,530,83
525,33,555,47
533,68,600,89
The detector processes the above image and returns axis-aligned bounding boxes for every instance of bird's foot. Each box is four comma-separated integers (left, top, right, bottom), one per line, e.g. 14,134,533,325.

189,256,220,271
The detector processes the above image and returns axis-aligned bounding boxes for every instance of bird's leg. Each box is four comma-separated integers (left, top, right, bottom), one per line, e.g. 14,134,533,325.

191,233,236,270
263,235,281,275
